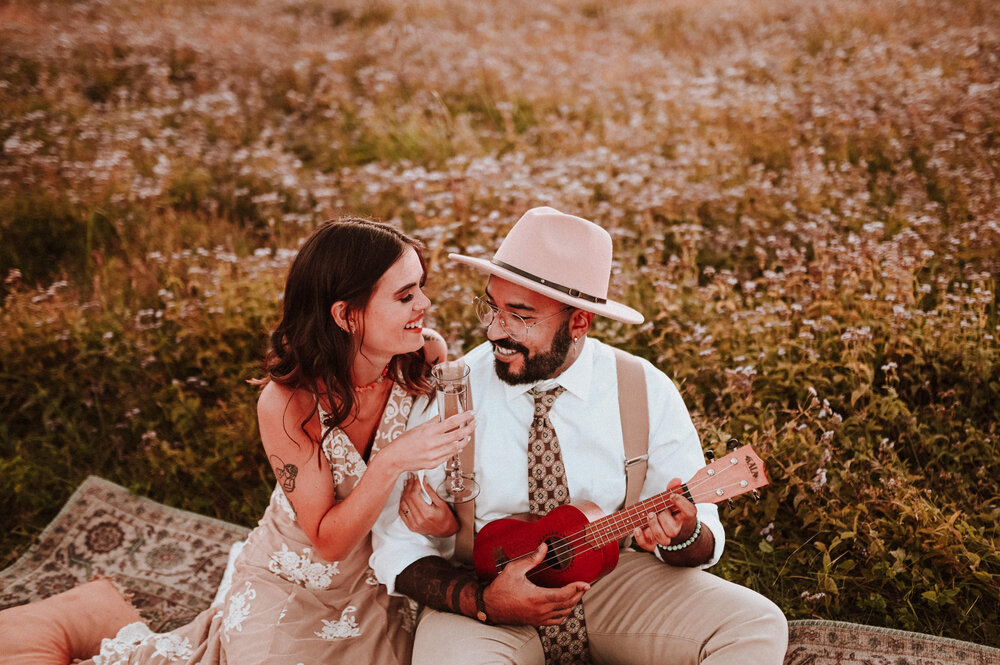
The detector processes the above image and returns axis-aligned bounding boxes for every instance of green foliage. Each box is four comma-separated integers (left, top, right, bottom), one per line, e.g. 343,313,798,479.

0,253,284,563
0,189,117,290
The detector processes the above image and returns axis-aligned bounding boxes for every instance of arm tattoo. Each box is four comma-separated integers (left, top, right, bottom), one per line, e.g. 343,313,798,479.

396,556,480,618
269,455,298,493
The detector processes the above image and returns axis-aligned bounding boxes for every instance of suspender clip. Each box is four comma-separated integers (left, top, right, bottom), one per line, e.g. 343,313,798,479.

624,454,648,469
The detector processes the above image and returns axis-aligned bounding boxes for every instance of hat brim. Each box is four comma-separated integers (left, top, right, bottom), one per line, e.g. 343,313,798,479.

449,254,644,325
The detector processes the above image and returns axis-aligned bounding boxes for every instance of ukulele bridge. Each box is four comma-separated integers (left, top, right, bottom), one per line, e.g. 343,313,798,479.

492,550,510,573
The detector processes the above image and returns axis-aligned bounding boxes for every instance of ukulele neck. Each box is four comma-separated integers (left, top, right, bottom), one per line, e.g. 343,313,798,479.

585,485,690,547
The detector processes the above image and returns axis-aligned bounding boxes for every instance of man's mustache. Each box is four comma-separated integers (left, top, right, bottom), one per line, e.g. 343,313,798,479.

490,339,528,355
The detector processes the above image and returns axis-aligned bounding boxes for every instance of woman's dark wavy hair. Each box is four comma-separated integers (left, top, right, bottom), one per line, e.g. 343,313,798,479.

260,218,433,440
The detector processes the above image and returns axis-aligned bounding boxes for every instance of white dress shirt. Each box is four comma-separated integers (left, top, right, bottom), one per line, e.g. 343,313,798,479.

372,337,725,595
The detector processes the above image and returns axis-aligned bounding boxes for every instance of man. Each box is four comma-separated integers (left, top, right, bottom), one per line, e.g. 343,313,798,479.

371,207,788,664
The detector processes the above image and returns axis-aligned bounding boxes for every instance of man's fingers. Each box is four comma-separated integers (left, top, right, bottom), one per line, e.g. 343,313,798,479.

633,526,655,551
645,512,673,545
542,582,588,605
513,542,547,571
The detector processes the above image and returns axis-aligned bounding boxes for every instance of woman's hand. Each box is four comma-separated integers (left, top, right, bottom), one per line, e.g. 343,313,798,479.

379,411,476,475
398,474,459,537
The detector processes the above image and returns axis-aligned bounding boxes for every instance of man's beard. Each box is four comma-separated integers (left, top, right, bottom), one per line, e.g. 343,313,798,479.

493,323,573,385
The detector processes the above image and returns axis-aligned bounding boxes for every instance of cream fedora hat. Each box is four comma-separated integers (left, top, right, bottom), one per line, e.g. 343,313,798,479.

449,207,644,324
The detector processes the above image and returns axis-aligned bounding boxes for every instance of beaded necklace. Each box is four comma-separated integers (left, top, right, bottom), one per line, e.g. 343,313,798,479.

353,366,389,393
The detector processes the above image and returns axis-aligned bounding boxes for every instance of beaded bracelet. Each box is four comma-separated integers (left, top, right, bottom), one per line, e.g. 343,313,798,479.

474,585,490,623
660,520,702,552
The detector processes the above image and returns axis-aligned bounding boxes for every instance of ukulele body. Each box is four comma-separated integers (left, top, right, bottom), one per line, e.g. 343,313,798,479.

473,501,619,588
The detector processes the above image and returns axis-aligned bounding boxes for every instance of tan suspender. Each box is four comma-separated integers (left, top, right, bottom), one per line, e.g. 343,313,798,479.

613,348,649,509
451,348,650,565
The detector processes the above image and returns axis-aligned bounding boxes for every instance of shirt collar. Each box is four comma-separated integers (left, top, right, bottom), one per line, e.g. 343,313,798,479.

502,337,595,403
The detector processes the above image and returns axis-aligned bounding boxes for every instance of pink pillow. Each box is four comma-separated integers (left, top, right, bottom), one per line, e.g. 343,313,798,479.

0,579,144,664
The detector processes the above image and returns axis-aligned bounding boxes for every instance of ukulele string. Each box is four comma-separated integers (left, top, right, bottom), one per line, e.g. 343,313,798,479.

509,464,750,576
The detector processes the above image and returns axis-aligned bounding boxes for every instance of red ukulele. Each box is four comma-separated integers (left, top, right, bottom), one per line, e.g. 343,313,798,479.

473,442,768,588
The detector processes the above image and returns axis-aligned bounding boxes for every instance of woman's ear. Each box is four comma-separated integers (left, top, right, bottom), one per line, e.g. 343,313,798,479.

331,301,351,333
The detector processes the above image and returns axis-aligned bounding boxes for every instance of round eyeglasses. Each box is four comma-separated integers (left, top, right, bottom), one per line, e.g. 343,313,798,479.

473,296,571,342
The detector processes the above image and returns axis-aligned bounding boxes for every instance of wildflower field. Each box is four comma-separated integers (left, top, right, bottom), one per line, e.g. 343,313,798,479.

2,0,998,647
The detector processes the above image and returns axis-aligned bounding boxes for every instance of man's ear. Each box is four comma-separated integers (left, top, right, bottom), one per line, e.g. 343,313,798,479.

331,301,351,332
568,309,594,340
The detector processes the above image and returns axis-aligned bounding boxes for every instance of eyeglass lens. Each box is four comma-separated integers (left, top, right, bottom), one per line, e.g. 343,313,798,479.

474,297,527,341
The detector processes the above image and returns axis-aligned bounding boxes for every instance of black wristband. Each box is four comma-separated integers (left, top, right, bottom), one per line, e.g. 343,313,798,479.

449,580,464,614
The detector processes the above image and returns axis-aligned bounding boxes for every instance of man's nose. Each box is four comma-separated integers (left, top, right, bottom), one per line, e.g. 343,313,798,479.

485,314,508,341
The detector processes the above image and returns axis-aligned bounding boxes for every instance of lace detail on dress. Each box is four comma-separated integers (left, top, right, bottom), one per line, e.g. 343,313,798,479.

223,580,256,642
399,598,419,635
364,567,379,586
319,383,415,487
315,606,362,640
322,429,366,485
268,543,341,590
369,383,413,461
273,487,297,521
94,622,194,665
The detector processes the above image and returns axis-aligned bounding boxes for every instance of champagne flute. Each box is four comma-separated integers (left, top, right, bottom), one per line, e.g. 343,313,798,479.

431,360,479,503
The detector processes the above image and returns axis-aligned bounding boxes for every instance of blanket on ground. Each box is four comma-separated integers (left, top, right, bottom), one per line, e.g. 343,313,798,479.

2,476,997,664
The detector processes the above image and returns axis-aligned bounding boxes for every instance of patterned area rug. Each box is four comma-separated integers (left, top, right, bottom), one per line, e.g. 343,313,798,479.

2,477,998,664
0,476,250,632
785,620,999,665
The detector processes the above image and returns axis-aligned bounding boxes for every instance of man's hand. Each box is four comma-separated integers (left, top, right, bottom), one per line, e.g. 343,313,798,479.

632,477,698,551
632,477,714,567
483,543,590,626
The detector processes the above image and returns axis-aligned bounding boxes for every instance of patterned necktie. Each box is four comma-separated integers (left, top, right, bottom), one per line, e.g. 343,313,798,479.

527,386,592,665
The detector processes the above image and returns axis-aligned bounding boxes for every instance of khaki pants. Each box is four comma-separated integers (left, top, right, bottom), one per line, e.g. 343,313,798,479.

412,550,788,665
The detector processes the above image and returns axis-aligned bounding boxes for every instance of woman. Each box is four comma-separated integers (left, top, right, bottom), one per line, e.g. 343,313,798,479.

87,219,474,664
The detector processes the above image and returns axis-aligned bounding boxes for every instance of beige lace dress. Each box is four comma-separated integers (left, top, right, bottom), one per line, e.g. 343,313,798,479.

86,382,417,665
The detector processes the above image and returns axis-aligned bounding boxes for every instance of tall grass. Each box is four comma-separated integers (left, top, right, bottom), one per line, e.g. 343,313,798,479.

2,0,998,646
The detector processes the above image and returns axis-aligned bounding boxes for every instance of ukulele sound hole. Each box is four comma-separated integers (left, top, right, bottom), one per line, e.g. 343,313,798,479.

541,535,573,570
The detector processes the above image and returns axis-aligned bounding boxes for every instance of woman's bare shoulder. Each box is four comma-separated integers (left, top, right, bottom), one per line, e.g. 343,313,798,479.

258,379,306,415
257,381,318,449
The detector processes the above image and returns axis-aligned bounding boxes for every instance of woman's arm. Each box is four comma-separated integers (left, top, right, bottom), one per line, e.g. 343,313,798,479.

257,381,473,562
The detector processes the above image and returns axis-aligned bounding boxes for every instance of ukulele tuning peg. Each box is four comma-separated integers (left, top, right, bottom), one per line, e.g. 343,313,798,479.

727,438,740,451
751,489,761,501
705,450,715,461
